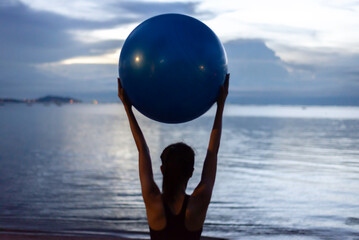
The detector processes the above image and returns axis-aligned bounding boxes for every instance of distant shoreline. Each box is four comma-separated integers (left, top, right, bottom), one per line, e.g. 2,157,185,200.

0,95,81,105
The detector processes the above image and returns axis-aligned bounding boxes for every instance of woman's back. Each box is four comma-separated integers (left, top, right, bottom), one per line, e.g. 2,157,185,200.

149,194,202,240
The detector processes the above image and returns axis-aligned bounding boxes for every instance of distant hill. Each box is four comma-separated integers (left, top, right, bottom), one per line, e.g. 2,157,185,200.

0,98,23,103
36,95,81,103
0,95,81,104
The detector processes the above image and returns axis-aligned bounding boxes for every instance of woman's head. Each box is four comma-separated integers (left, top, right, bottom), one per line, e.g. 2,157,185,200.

160,142,195,201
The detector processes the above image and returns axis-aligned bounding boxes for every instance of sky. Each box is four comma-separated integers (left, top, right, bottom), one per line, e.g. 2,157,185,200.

1,0,359,103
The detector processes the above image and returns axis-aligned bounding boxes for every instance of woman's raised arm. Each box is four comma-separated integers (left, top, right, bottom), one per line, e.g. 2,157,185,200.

189,74,229,228
200,74,229,191
117,79,161,203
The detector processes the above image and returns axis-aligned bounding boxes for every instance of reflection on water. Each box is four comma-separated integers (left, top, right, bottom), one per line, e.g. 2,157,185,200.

0,104,359,239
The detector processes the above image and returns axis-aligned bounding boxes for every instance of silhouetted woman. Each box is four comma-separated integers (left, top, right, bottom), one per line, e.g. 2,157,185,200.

118,74,229,240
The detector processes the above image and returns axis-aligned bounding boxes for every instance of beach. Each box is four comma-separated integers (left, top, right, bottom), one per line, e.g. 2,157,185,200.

0,230,226,240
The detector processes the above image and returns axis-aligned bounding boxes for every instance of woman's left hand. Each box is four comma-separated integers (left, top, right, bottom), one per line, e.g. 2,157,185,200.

217,73,229,108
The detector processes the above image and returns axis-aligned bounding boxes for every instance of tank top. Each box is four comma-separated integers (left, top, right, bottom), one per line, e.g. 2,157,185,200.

149,194,203,240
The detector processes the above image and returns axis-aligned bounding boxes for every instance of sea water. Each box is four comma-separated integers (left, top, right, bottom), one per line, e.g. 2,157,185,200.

0,104,359,239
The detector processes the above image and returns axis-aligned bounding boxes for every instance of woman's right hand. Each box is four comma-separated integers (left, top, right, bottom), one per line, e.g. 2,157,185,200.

118,78,132,109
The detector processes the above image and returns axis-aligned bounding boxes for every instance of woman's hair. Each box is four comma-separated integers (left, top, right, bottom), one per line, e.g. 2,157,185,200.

160,142,195,203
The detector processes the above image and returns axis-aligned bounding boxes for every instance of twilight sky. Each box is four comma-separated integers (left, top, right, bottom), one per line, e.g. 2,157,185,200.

1,0,359,102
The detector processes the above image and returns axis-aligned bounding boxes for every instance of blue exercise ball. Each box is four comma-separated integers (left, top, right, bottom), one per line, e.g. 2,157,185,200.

119,13,228,123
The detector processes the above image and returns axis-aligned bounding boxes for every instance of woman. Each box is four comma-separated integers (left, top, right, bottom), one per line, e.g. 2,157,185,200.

118,74,229,240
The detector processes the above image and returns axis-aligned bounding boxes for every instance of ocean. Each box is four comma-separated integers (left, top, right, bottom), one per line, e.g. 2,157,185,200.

0,103,359,239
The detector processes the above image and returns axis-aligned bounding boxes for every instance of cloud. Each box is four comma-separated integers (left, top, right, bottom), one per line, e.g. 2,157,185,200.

19,0,205,22
0,1,210,99
113,1,202,18
0,1,210,65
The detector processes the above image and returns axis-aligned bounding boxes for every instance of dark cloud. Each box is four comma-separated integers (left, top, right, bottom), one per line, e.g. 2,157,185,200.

286,50,359,87
224,39,359,99
0,2,127,64
224,39,290,90
0,1,125,98
225,39,280,60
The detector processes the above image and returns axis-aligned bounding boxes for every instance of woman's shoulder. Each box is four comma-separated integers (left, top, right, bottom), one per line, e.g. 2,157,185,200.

145,193,166,231
186,192,210,231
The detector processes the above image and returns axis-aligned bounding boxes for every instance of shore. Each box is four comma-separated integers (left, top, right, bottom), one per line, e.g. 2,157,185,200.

0,230,227,240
